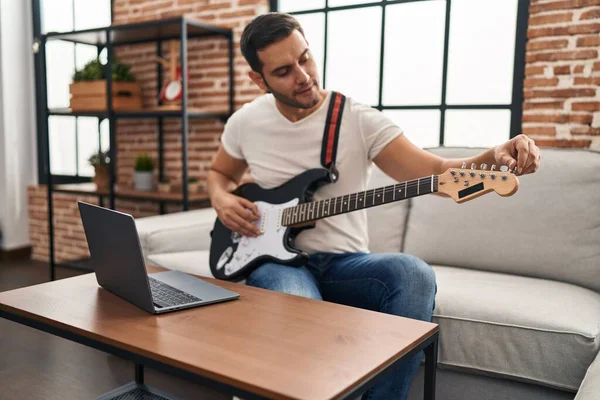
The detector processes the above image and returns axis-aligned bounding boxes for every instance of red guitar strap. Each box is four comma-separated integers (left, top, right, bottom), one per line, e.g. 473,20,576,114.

321,91,346,183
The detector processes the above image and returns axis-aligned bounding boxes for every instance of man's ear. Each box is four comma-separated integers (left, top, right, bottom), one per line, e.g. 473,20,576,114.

249,70,268,92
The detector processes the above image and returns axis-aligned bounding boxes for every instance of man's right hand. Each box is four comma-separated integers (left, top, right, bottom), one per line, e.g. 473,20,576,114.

212,191,261,238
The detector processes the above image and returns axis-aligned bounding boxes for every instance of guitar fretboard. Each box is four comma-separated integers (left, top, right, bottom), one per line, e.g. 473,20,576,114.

282,175,438,226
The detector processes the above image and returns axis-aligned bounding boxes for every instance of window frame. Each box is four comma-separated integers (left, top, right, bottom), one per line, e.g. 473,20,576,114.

272,0,530,146
32,0,113,184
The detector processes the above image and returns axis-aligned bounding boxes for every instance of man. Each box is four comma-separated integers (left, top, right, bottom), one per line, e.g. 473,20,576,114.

207,12,540,400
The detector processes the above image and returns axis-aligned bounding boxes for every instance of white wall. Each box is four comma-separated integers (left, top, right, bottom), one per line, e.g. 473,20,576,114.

0,0,38,250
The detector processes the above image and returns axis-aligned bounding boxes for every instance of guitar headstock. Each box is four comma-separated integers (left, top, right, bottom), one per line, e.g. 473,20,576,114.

438,163,519,203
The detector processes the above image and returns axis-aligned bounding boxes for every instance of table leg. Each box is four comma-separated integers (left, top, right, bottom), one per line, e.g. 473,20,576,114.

135,363,144,384
424,337,438,400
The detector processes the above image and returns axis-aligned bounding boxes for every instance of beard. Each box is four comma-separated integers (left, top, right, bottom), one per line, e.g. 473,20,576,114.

263,77,321,110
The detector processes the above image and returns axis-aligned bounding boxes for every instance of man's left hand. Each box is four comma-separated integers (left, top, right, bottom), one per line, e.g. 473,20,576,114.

493,134,541,176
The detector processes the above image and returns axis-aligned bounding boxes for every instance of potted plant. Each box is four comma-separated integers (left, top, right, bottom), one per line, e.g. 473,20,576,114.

88,150,110,191
187,177,200,194
70,56,142,111
134,154,155,191
157,178,171,193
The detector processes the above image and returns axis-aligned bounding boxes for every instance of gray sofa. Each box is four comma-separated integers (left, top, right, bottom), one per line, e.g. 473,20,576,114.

136,147,600,400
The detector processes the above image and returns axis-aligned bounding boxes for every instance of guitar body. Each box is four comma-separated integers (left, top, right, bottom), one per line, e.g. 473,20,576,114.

209,168,332,281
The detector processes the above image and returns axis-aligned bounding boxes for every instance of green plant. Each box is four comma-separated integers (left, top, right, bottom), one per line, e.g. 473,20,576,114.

72,57,136,82
134,154,155,172
88,150,110,166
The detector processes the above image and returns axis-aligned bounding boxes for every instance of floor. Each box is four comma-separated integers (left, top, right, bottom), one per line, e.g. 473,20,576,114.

0,259,229,400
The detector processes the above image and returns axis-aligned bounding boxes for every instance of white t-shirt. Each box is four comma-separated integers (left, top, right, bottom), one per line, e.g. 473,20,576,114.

221,91,402,255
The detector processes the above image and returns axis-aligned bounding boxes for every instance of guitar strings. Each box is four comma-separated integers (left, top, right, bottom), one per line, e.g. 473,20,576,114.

282,177,439,223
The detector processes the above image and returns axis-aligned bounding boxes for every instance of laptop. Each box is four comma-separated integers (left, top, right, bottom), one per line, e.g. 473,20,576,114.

78,201,239,314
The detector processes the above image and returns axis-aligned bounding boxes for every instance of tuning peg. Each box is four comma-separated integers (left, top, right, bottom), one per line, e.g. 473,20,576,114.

490,165,496,172
500,165,509,172
471,163,476,170
461,162,467,169
480,163,487,170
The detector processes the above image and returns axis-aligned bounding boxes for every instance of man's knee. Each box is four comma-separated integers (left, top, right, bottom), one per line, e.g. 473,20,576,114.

246,263,322,300
376,253,437,304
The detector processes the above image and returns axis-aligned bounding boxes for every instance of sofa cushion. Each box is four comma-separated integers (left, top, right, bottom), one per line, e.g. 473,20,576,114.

135,208,217,258
575,350,600,400
432,265,600,391
147,250,213,278
404,147,600,293
366,165,409,253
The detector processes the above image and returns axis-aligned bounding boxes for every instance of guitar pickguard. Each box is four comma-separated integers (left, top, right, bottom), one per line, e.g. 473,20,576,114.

217,198,300,278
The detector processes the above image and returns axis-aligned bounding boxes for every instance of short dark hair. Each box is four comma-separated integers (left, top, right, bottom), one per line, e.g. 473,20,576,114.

240,12,305,73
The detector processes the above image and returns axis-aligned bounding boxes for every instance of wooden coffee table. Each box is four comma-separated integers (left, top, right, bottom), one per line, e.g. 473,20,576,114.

0,266,439,400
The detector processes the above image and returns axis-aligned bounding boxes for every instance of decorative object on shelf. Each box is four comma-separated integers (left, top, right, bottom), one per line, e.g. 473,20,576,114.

70,57,143,111
171,177,205,194
134,154,155,191
156,41,183,106
88,150,110,190
157,179,171,193
188,177,200,194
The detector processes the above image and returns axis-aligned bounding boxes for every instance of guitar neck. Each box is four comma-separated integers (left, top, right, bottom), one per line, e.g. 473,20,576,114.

282,175,439,226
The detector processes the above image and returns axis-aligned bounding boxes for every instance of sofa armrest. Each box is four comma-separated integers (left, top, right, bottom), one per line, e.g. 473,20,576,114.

575,351,600,400
135,208,217,260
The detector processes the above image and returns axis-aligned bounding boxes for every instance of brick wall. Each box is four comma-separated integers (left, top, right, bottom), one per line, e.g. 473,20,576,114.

28,0,269,261
523,0,600,148
29,0,600,262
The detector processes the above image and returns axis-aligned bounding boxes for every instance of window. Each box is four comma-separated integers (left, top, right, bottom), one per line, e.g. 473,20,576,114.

275,0,528,149
34,0,111,183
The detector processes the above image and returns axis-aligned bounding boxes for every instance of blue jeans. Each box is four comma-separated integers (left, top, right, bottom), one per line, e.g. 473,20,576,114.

245,252,437,400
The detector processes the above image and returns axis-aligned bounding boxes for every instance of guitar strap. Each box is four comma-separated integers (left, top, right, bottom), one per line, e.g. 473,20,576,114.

321,91,346,183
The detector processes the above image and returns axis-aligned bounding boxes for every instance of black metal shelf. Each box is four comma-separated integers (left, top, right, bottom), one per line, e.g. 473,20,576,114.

35,15,235,281
44,16,231,46
49,108,231,120
52,183,212,205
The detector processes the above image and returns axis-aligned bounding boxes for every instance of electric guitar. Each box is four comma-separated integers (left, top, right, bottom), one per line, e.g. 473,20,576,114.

209,163,519,281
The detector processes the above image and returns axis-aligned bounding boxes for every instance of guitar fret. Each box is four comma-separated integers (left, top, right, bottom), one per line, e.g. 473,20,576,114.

333,197,337,214
328,199,333,216
405,181,408,199
417,178,420,196
355,192,359,210
383,186,385,203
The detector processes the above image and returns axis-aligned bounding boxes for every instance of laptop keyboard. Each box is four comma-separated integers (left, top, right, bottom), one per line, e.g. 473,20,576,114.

148,277,202,308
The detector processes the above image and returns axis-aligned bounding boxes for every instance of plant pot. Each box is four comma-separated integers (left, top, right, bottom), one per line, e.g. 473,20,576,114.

70,81,143,111
157,182,171,193
134,171,153,191
188,182,200,194
93,165,110,191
